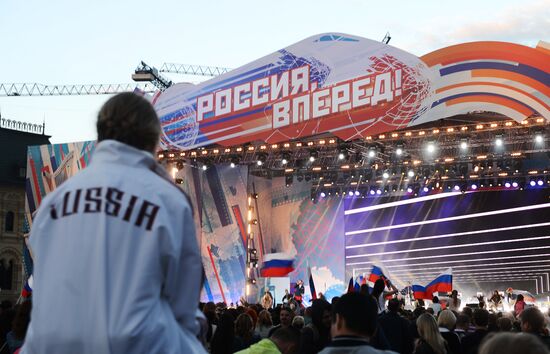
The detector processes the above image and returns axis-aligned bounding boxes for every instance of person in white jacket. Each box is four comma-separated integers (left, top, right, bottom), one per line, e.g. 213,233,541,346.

22,92,206,354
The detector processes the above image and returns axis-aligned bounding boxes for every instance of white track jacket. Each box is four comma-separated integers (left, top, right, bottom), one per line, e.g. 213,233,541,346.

22,140,205,354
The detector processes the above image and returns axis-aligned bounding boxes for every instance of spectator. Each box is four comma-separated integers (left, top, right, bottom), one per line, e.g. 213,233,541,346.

211,313,235,354
520,307,550,349
479,332,550,354
268,307,294,337
21,92,205,353
318,292,395,353
429,297,442,316
515,294,526,318
255,310,273,338
448,291,461,312
233,313,261,352
378,298,414,354
496,317,512,332
437,310,461,354
461,309,489,354
371,279,398,315
454,314,470,339
300,299,331,354
292,316,305,330
236,327,300,354
415,313,448,354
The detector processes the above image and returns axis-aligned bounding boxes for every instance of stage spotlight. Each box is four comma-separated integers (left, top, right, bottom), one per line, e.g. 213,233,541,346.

504,182,511,188
512,181,519,188
382,171,390,179
376,189,382,195
309,150,318,162
338,148,348,160
202,165,208,171
408,170,415,178
537,180,544,186
495,136,503,147
471,183,478,190
423,186,429,193
453,185,460,191
354,190,360,196
320,192,326,198
535,134,544,144
369,190,376,195
230,162,236,168
460,141,468,150
282,158,288,165
530,180,536,187
407,186,413,193
368,148,376,158
395,148,403,156
348,191,354,197
426,142,436,154
281,153,291,165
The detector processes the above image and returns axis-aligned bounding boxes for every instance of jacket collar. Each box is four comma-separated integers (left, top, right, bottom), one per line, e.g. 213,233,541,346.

91,140,171,181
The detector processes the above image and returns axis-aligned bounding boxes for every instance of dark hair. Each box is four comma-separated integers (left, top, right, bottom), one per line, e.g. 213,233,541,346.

520,307,545,333
332,292,377,336
473,309,489,327
360,284,369,295
210,312,235,354
372,279,385,297
497,317,513,331
97,92,160,153
271,327,300,352
432,296,439,303
517,294,524,302
387,298,400,312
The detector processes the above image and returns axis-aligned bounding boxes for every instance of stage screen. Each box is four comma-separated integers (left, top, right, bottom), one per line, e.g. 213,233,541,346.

344,188,550,297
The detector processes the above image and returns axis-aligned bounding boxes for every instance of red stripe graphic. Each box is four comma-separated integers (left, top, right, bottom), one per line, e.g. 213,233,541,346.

207,245,227,304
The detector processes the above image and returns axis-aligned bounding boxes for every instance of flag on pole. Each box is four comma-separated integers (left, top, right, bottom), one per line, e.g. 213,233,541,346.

308,266,317,300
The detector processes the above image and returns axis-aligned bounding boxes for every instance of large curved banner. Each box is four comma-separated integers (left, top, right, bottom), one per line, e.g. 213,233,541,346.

154,33,550,150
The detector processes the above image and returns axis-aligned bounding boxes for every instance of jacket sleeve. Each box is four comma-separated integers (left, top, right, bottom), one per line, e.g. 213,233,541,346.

162,202,203,335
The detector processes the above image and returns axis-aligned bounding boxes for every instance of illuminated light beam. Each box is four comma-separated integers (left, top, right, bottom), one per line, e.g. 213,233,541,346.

345,245,550,265
458,279,538,284
385,254,550,269
388,262,550,274
346,222,550,249
390,267,550,277
344,192,463,215
345,203,550,236
399,273,548,281
346,235,550,259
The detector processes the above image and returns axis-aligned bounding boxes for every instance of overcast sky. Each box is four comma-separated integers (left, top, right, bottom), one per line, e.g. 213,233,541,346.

1,0,548,143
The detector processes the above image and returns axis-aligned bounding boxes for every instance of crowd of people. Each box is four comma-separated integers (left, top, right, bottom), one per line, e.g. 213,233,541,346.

5,93,550,354
198,279,550,354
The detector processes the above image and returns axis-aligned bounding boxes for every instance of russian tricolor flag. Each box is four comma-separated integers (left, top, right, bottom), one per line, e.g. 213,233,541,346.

412,284,427,300
425,268,453,295
413,268,453,299
260,253,295,277
368,265,391,287
21,275,33,298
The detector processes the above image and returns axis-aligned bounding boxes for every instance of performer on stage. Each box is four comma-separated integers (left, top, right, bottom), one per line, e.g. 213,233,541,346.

489,290,503,312
261,287,274,310
294,280,305,306
448,290,461,312
281,289,292,305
